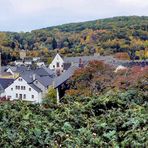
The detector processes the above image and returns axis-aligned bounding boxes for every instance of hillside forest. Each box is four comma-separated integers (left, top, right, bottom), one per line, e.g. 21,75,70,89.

0,16,148,65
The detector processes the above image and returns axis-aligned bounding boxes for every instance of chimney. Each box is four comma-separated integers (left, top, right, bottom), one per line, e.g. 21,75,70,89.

32,74,36,81
79,58,84,68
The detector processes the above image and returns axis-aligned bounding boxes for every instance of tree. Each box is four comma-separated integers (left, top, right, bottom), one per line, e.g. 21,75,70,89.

52,38,57,49
44,87,57,104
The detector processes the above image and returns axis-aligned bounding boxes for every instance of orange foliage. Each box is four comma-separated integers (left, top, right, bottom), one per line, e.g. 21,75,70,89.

114,52,130,60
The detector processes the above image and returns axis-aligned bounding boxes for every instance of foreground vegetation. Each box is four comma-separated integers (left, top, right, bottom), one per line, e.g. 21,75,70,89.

0,61,147,147
0,89,147,147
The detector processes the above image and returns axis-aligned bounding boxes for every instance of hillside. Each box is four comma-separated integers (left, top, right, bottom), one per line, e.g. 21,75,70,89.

0,16,148,64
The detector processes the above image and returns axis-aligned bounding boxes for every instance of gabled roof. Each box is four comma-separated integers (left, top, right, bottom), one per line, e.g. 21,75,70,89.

0,78,14,90
63,63,71,70
28,83,42,93
21,69,54,88
36,75,53,87
53,66,78,88
34,67,54,77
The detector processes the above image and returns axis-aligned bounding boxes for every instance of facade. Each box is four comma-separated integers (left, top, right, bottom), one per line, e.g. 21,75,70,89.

5,77,42,103
14,60,24,66
49,54,64,75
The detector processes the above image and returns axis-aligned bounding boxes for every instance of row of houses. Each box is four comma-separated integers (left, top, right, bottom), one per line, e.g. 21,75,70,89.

0,53,147,103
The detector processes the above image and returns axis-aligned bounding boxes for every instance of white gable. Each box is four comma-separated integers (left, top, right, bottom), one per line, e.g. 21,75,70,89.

5,77,42,103
49,54,64,70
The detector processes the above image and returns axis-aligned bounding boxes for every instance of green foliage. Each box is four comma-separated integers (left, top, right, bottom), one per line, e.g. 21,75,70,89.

43,87,57,104
0,88,147,147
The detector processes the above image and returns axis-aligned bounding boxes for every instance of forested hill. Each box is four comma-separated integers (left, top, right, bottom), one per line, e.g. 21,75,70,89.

0,16,148,62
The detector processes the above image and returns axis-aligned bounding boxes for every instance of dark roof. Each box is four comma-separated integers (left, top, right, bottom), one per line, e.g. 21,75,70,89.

29,83,42,93
63,63,71,70
34,67,54,77
21,70,35,83
36,75,53,87
0,78,14,90
21,70,53,89
53,66,78,88
16,66,28,73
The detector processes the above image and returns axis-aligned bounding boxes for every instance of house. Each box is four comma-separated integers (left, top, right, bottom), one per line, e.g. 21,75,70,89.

5,76,42,103
49,53,64,75
24,60,32,65
14,60,24,66
36,61,45,67
4,67,54,103
33,57,41,62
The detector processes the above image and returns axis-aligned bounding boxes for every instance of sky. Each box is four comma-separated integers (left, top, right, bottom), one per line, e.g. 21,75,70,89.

0,0,148,32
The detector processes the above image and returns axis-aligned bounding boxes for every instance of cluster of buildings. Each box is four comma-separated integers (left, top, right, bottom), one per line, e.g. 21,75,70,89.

0,53,147,103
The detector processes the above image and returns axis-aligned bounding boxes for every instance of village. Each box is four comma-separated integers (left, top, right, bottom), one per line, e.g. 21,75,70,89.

0,50,147,104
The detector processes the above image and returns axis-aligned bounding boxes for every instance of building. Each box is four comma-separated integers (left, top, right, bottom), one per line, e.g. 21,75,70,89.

49,53,64,75
4,67,54,103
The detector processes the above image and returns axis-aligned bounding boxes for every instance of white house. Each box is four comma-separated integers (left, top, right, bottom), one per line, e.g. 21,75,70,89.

5,76,42,103
49,54,64,75
37,61,45,67
15,60,24,66
33,57,41,62
24,60,32,65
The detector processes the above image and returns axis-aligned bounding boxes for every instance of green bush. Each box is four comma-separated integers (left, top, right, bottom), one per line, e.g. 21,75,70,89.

0,89,147,147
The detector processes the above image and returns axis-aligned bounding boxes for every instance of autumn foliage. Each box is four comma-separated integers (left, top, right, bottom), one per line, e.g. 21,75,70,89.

114,52,130,60
66,60,148,96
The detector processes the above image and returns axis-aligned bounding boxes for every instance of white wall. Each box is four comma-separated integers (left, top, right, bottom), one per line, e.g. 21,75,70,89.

5,77,42,103
49,54,64,71
15,61,23,66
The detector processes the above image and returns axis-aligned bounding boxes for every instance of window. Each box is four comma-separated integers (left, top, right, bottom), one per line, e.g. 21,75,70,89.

15,86,17,89
36,81,38,84
24,86,26,90
24,94,26,99
32,95,34,99
29,88,31,91
53,65,55,68
16,94,18,98
21,86,23,90
19,94,22,99
11,88,13,91
19,78,22,81
18,86,20,90
57,62,60,67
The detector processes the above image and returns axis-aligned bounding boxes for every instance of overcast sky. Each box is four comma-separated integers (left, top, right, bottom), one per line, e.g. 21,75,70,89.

0,0,148,32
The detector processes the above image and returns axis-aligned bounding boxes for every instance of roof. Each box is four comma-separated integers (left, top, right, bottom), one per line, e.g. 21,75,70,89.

53,66,78,88
34,67,54,77
0,78,14,90
29,83,42,93
16,66,28,73
21,69,53,88
36,75,53,87
64,63,71,70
